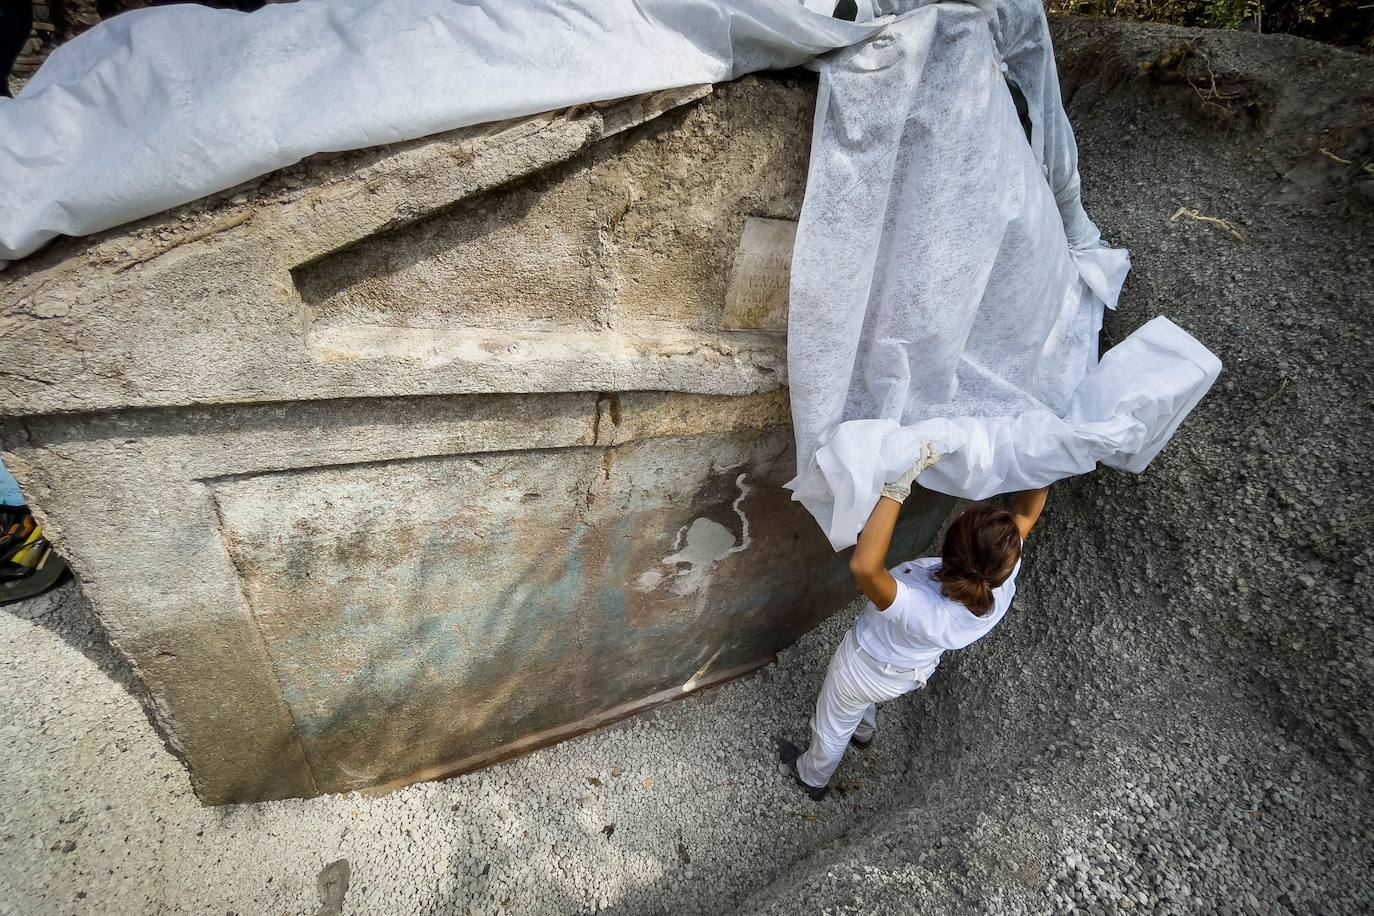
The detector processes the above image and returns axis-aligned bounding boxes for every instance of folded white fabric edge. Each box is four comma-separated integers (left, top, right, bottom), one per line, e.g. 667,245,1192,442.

791,316,1223,550
1070,244,1132,311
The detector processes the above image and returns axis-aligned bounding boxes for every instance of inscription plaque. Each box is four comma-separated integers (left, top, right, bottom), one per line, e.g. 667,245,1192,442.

723,217,797,331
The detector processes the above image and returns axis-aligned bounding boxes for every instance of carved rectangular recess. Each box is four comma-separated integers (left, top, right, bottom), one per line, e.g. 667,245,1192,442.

210,427,850,793
290,76,813,373
292,160,606,334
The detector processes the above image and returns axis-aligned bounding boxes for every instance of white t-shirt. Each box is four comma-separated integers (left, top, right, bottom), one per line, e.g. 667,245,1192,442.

854,555,1021,681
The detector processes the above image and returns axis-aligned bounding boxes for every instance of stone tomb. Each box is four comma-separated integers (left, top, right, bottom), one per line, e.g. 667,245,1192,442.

0,76,952,803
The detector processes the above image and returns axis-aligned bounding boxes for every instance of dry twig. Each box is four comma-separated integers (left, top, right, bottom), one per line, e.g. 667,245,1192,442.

114,210,255,273
1170,207,1246,241
1317,147,1374,175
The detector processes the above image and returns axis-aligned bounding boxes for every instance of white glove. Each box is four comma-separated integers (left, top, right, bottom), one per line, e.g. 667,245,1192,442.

880,442,941,504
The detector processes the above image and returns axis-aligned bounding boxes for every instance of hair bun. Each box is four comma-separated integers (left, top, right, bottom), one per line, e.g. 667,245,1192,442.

935,504,1022,616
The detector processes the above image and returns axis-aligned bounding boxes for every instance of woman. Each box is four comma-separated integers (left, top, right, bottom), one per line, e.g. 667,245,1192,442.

780,452,1049,800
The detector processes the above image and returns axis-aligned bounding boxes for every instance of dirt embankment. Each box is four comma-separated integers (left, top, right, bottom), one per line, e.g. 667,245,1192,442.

744,15,1373,915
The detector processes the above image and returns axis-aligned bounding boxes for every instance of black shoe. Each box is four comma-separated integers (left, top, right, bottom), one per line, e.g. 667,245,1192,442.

776,738,828,801
850,734,873,750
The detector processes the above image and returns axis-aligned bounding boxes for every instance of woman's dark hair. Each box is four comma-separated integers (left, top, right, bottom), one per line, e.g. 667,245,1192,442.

934,504,1022,616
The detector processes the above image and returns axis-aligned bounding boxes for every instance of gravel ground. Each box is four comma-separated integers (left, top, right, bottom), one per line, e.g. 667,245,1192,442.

1,581,930,916
2,15,1372,916
745,16,1374,915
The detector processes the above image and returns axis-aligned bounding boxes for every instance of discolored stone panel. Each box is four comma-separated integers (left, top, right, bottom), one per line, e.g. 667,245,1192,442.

212,429,926,793
294,172,606,333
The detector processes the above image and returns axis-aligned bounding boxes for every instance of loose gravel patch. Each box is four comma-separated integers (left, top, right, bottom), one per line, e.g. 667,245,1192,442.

0,580,930,916
744,15,1374,915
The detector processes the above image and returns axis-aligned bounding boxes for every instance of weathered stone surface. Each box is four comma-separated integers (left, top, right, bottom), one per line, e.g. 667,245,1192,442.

0,74,954,802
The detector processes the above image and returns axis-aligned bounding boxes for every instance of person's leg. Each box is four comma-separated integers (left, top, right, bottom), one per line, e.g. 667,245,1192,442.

795,631,910,788
795,640,868,788
0,0,33,99
852,703,877,744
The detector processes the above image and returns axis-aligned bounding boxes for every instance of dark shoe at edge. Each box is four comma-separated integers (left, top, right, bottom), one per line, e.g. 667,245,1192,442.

776,738,829,802
850,734,873,750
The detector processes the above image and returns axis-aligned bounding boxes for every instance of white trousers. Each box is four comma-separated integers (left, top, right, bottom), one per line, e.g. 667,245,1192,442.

797,629,924,788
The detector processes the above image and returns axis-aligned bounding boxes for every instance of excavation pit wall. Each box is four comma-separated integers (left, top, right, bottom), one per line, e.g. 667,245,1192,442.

0,75,955,803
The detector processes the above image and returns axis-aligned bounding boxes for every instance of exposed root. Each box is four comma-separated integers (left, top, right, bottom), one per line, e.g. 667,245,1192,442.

1183,48,1247,118
1170,207,1246,241
1318,147,1374,175
1140,42,1267,125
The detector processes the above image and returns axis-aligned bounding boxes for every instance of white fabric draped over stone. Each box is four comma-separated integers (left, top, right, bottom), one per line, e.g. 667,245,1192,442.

0,0,1218,550
785,1,1219,548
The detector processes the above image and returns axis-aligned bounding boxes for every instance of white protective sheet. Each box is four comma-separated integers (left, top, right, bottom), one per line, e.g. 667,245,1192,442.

0,0,885,262
785,1,1221,548
1,0,1219,551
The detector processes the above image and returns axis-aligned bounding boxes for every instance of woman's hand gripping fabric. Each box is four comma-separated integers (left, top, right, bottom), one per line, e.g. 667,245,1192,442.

880,442,942,504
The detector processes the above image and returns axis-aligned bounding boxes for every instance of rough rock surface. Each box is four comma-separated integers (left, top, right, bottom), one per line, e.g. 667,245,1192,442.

1,15,1371,916
0,74,876,806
